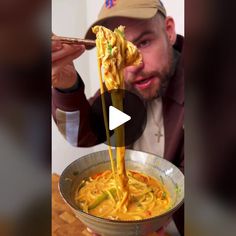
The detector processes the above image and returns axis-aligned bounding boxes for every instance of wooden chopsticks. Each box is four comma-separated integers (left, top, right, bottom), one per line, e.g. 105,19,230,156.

52,35,96,47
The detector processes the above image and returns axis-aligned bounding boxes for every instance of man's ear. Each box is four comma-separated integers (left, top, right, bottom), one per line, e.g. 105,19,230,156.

165,17,177,45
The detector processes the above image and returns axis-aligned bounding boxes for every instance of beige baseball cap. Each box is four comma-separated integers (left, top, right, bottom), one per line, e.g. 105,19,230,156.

85,0,166,49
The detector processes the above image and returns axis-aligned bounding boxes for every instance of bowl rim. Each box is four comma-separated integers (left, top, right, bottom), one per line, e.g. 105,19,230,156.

59,149,184,224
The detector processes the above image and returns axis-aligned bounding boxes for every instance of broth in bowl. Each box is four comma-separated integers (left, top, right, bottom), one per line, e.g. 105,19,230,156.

75,169,171,221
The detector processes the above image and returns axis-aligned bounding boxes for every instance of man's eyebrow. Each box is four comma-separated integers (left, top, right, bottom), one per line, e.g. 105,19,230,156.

132,30,154,44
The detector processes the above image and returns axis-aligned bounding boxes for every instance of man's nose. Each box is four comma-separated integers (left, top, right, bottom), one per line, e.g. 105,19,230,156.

125,60,144,73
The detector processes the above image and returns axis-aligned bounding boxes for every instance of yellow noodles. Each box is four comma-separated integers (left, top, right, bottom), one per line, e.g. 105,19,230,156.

76,170,171,220
92,25,141,90
74,26,171,220
93,25,141,208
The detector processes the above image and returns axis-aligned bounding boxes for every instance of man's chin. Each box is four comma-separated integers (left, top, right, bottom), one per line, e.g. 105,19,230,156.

133,90,158,101
141,93,159,101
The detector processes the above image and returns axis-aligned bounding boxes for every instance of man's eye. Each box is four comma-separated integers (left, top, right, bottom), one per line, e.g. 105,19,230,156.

138,40,150,48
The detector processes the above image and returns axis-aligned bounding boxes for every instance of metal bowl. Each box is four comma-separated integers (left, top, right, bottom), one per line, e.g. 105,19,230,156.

59,149,184,236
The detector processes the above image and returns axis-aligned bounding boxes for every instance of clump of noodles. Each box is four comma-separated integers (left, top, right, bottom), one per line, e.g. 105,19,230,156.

92,25,142,90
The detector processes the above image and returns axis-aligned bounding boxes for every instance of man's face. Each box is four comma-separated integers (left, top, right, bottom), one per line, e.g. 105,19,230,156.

107,16,175,100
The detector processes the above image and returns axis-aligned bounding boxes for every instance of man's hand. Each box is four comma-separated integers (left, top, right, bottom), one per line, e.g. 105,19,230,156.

87,227,165,236
52,38,85,89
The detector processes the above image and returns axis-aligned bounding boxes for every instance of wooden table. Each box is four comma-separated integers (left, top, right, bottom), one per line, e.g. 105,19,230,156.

52,174,91,236
52,174,169,236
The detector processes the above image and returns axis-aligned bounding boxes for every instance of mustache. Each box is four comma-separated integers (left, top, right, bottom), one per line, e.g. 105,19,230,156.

139,71,163,80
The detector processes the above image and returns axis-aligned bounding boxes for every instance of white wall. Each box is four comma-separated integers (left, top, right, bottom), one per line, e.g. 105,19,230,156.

52,0,184,174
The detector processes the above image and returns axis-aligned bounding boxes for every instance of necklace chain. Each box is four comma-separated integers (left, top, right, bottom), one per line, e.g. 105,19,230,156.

149,99,163,143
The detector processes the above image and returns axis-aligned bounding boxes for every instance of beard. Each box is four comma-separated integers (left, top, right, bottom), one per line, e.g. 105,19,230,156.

124,48,176,101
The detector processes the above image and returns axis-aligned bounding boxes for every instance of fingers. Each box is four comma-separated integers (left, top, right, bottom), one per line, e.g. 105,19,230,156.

52,43,85,62
86,226,165,236
156,227,165,236
52,64,77,89
52,48,84,76
52,42,85,77
51,34,85,89
87,227,101,236
52,40,62,52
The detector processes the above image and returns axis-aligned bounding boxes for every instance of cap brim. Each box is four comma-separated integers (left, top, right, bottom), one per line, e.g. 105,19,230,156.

84,8,157,50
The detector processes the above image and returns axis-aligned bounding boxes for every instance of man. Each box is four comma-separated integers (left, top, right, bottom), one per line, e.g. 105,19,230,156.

52,0,184,235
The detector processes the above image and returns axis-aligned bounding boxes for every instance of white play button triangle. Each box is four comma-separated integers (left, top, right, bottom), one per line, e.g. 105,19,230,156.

109,106,131,131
